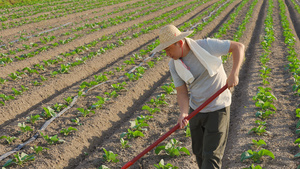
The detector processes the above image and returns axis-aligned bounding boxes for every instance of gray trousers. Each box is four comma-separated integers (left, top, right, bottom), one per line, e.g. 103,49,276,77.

189,107,230,169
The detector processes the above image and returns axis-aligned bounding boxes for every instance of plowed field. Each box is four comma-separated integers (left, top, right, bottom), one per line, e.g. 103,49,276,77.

0,0,299,168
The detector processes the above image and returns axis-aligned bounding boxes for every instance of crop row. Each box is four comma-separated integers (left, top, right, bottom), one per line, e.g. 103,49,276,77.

0,0,176,65
278,0,300,168
0,0,132,30
0,0,209,107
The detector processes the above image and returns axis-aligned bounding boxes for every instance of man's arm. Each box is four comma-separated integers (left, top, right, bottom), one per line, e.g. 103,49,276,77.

176,84,190,129
227,41,245,89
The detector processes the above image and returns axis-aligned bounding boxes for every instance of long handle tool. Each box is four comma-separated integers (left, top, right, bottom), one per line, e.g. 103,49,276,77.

122,84,228,169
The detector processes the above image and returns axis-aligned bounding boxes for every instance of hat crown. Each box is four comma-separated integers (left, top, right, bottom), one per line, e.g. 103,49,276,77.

159,25,182,44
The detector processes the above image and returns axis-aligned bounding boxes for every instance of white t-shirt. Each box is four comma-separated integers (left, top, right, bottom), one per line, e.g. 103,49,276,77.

169,38,231,112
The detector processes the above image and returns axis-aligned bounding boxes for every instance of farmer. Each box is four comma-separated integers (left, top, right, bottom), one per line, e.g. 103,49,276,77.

151,25,244,169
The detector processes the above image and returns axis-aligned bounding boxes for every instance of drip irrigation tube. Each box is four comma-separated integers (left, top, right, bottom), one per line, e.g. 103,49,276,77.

0,22,72,48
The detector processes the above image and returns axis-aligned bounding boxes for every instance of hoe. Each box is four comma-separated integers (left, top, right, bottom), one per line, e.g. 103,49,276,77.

122,84,228,168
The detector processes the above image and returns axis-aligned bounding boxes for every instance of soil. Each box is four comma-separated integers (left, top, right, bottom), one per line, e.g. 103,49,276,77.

0,0,300,168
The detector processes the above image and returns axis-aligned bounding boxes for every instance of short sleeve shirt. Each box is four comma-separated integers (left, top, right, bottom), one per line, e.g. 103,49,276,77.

169,38,231,112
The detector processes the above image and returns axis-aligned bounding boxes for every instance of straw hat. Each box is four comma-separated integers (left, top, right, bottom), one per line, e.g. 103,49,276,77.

151,25,193,53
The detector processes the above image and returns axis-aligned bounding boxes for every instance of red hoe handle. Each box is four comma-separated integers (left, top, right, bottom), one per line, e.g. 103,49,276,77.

122,84,228,169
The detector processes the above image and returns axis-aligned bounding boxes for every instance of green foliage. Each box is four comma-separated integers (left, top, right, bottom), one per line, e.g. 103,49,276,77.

155,139,190,157
147,94,168,107
77,108,95,117
161,83,176,95
252,139,266,149
154,159,178,169
41,106,56,119
105,91,118,98
40,132,65,145
120,138,130,149
142,105,161,114
60,127,78,136
71,118,82,126
64,96,73,105
94,74,108,83
241,149,275,163
30,145,49,154
3,152,35,167
185,123,191,137
18,122,33,132
120,128,144,139
111,82,127,92
102,148,119,163
243,164,265,169
0,135,17,144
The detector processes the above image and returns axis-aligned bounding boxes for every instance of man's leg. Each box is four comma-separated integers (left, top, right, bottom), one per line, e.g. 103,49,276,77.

189,107,207,168
201,107,230,169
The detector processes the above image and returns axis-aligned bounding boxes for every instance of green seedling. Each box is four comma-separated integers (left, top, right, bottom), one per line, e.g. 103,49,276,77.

9,72,22,80
59,64,71,74
115,66,125,72
102,148,119,163
3,152,35,167
255,110,275,119
30,145,49,154
32,80,42,86
142,105,161,114
0,77,6,84
64,96,73,105
77,108,95,117
185,123,191,137
252,139,266,149
120,138,130,149
120,129,144,139
50,71,58,77
12,88,23,95
243,164,265,169
123,57,135,65
26,114,41,124
147,94,168,107
161,84,176,95
0,135,17,144
136,66,146,74
111,82,127,92
41,106,56,119
60,127,78,136
18,122,33,133
105,91,118,98
147,61,155,68
130,117,149,132
154,159,178,169
155,138,190,157
40,75,47,81
52,103,67,112
241,149,275,163
23,67,39,74
40,132,65,145
91,96,107,109
71,118,82,126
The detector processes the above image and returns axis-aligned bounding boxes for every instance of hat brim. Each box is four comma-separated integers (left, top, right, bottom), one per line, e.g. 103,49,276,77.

151,31,193,54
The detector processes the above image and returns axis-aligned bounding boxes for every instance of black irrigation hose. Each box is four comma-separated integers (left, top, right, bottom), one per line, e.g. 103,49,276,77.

0,0,231,162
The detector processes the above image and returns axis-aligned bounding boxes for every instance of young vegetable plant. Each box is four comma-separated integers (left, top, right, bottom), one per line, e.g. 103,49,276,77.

64,96,73,105
255,110,275,119
71,118,82,126
0,135,17,144
111,82,127,92
241,149,275,163
147,94,168,107
91,96,107,109
41,106,57,119
3,152,35,167
18,122,33,133
77,108,95,117
161,84,176,95
142,105,161,114
154,159,178,169
30,145,49,154
105,91,118,98
102,148,119,163
120,138,130,149
120,129,144,140
94,74,108,83
40,132,65,145
243,164,265,169
60,127,78,136
155,139,190,157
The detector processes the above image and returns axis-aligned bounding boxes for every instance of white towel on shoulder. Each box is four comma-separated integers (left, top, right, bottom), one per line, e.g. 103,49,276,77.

174,38,222,84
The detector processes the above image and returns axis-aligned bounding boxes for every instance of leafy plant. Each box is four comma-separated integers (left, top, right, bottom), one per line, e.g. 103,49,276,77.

185,123,191,137
91,96,107,109
111,82,127,92
161,84,176,95
155,139,190,157
3,152,35,167
147,94,168,107
243,164,265,169
120,129,144,139
26,114,41,124
255,110,275,119
60,127,78,136
154,159,178,169
102,148,119,163
64,96,73,105
12,88,23,95
18,122,33,133
142,105,161,114
32,80,42,86
30,145,49,154
0,135,17,144
251,139,266,149
147,61,155,68
71,118,82,126
41,106,56,119
40,132,65,145
105,91,118,98
40,75,47,81
77,108,95,117
241,149,275,163
120,138,130,149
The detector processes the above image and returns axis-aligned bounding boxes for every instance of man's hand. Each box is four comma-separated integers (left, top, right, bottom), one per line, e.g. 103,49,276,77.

227,73,239,89
177,113,189,129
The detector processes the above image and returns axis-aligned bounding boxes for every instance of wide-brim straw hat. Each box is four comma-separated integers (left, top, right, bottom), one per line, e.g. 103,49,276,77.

151,25,193,53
